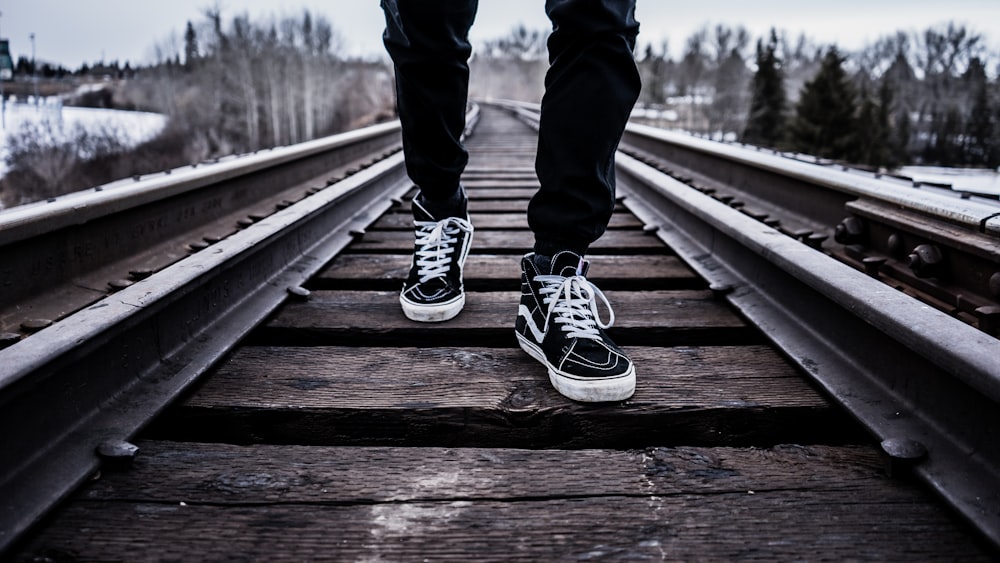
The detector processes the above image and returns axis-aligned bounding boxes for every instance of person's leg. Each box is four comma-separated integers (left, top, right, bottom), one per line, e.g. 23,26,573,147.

530,0,641,256
382,0,478,217
515,0,640,402
382,0,478,322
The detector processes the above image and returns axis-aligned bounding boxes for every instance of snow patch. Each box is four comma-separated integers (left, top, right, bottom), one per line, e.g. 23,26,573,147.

899,165,1000,197
0,99,168,178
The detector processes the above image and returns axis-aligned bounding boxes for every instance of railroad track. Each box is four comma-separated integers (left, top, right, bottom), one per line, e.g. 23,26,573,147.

2,104,998,559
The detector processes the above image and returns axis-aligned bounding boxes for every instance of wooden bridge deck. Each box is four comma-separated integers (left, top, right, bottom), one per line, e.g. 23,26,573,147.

10,107,991,561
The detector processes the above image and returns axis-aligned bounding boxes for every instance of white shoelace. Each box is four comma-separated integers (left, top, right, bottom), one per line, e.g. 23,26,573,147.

536,274,615,340
414,217,472,283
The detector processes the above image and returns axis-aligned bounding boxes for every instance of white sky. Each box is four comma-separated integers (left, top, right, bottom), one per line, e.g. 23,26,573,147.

2,1,1000,68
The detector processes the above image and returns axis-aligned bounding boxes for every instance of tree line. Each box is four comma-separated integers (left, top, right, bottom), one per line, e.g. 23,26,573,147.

136,8,394,158
5,17,997,209
636,22,999,169
1,9,394,208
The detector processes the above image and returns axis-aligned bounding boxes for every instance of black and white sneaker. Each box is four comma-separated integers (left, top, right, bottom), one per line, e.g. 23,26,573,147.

399,198,474,322
515,251,636,402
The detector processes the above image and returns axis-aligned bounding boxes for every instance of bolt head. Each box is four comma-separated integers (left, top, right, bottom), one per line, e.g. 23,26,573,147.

834,216,865,244
887,234,903,256
907,244,943,278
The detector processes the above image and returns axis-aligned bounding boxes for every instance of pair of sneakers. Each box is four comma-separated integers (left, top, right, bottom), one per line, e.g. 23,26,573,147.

400,195,635,402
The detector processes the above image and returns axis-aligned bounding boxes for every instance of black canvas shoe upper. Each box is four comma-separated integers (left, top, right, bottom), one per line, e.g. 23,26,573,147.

400,197,473,319
516,251,634,383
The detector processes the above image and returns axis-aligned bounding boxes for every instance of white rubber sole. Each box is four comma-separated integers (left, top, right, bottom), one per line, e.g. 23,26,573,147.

401,293,465,323
516,333,636,402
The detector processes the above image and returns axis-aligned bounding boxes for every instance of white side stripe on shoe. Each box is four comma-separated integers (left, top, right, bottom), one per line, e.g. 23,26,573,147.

518,304,547,342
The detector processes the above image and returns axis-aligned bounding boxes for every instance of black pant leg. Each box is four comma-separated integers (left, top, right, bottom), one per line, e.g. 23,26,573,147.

531,0,641,256
382,0,478,203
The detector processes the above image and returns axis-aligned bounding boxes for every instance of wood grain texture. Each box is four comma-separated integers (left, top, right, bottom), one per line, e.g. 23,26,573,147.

371,212,642,230
448,200,626,213
15,443,990,561
251,290,754,347
344,229,665,254
147,346,860,448
311,254,701,291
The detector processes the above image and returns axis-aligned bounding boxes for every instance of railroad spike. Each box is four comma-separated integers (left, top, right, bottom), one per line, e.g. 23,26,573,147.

805,234,828,250
287,286,311,301
974,306,1000,336
709,283,735,299
863,257,887,278
108,279,134,291
96,440,139,471
0,333,20,350
880,438,927,478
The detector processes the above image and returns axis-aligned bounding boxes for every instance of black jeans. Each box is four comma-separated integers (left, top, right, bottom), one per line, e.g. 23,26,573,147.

382,0,640,256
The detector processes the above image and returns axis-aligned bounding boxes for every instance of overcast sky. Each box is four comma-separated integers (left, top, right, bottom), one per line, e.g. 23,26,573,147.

3,1,1000,68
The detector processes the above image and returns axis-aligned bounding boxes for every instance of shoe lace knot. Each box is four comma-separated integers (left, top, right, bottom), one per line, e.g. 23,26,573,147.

537,274,615,340
414,217,472,283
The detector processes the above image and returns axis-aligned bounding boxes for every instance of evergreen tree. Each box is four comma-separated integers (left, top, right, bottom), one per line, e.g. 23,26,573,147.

852,80,899,168
877,80,902,168
742,29,786,147
787,47,857,160
709,48,751,137
966,82,997,167
854,91,877,162
895,106,912,163
184,21,200,69
924,107,964,165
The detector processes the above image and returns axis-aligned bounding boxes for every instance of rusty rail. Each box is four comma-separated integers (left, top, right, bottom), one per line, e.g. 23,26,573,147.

494,99,1000,547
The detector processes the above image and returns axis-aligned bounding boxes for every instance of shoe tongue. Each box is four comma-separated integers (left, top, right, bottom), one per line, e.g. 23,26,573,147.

414,188,468,222
412,198,436,222
549,251,587,277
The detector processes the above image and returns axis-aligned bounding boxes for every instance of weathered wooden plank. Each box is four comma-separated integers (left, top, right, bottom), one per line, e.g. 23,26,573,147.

467,187,536,200
16,444,989,561
462,170,537,179
187,346,815,409
462,179,541,189
311,254,701,291
147,346,856,447
345,230,665,254
393,198,626,214
252,290,753,347
31,442,894,502
371,212,642,230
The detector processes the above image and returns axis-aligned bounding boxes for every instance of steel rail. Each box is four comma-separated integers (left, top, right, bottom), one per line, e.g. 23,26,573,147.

618,124,1000,332
492,100,1000,547
0,121,403,338
496,99,1000,331
614,151,1000,548
0,124,413,553
621,123,1000,234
